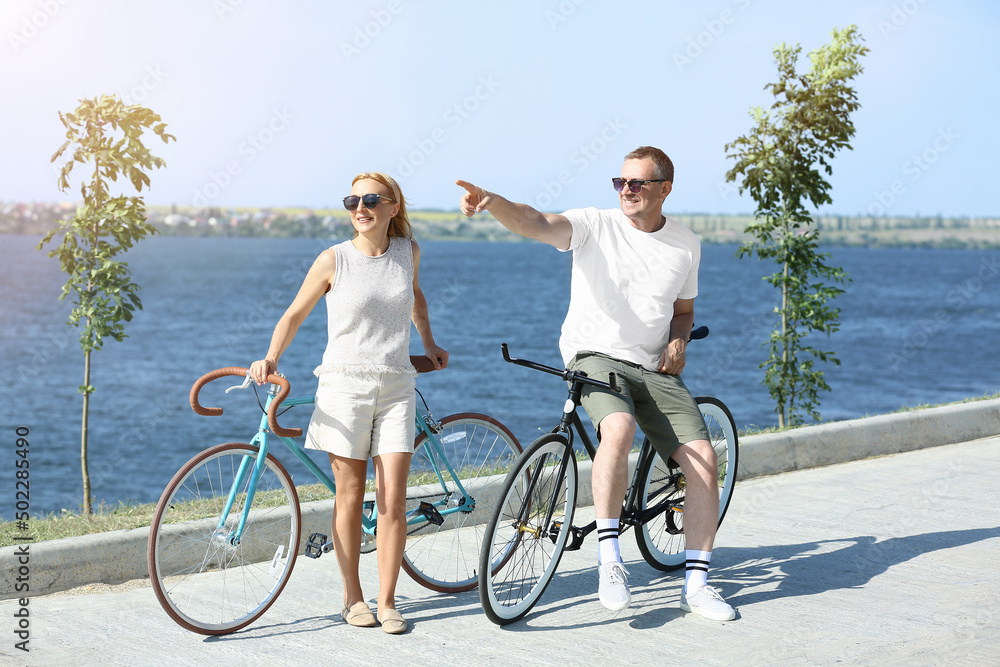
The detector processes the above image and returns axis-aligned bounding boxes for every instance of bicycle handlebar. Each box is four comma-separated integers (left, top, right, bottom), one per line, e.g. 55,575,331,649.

190,367,302,438
500,344,620,393
500,326,710,393
189,356,440,440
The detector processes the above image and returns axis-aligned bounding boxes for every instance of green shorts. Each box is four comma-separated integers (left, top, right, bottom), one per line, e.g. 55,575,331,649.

567,351,709,462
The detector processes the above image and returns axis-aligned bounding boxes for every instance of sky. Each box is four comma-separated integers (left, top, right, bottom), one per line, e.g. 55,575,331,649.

1,0,998,218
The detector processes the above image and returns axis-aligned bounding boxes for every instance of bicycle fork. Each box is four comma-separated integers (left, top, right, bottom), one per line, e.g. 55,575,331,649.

213,390,282,553
512,444,573,545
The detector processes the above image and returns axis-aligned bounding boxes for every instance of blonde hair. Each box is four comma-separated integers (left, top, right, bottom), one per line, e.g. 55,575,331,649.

351,172,412,239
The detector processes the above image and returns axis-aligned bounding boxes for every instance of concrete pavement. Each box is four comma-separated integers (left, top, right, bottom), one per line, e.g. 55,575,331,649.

5,398,999,600
2,435,998,666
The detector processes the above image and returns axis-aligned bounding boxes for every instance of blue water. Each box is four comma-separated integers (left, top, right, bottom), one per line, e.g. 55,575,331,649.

2,235,997,519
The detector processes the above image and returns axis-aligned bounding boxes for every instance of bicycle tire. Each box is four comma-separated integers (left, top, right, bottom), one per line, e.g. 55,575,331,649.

401,413,522,593
635,396,738,571
147,442,301,635
478,434,577,625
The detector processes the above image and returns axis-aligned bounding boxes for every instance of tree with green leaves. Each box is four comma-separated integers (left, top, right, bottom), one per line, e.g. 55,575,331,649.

724,26,868,428
38,95,174,514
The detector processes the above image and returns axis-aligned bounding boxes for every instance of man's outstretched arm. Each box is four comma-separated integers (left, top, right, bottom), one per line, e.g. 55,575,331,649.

456,179,573,250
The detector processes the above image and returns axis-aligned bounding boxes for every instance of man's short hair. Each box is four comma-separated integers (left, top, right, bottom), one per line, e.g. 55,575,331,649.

624,146,674,183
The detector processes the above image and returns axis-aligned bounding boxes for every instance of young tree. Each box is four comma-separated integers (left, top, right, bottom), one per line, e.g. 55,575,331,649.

38,95,174,514
724,26,868,428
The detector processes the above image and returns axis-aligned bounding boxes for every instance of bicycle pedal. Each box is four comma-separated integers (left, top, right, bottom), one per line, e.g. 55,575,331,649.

564,524,590,551
305,532,333,559
411,501,444,526
551,520,581,551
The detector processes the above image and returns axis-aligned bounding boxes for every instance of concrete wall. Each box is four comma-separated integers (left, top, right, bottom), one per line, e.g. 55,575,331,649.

3,398,998,599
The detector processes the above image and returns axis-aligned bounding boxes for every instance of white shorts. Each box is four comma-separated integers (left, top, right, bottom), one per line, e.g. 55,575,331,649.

304,371,416,460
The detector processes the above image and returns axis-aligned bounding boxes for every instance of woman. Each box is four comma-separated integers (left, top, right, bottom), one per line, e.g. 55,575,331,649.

249,172,448,635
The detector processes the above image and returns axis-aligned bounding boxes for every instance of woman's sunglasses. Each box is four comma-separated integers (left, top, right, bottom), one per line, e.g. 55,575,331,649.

612,178,667,194
343,193,396,211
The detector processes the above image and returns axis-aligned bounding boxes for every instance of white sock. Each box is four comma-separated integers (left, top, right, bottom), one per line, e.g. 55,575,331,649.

684,550,711,593
597,518,621,565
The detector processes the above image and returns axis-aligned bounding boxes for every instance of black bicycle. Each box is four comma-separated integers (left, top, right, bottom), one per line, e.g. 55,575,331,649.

477,326,738,625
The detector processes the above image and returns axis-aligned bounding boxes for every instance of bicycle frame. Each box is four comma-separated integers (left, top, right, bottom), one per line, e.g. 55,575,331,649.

522,406,677,549
479,332,736,625
499,345,685,551
218,381,479,546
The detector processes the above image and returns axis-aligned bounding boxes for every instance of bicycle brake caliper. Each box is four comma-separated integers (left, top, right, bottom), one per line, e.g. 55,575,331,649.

425,414,442,434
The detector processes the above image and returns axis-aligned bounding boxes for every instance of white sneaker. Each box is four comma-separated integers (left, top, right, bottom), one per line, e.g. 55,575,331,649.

680,585,736,621
598,562,631,611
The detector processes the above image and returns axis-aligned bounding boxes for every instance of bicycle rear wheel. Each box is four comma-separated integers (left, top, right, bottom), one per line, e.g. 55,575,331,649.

635,396,738,571
401,413,521,593
148,442,301,635
478,434,577,625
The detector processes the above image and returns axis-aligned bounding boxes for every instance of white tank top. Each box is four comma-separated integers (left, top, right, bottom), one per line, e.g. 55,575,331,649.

313,236,415,377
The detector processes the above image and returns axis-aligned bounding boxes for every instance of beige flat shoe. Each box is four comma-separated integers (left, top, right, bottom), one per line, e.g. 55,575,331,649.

341,601,377,627
376,608,407,634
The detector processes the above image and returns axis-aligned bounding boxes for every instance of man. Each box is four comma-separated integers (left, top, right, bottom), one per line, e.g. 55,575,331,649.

456,146,735,621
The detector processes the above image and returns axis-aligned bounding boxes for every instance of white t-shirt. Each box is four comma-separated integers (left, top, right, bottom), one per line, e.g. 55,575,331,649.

558,207,701,372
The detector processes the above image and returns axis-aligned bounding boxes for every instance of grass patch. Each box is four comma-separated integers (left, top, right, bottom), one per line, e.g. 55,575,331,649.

739,391,1000,437
0,500,159,547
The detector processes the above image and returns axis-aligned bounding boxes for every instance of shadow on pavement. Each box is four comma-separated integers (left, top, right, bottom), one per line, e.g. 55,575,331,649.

486,526,1000,631
707,526,1000,606
198,526,1000,638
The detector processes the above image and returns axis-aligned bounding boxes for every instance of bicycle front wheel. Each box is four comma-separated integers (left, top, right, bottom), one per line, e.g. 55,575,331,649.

401,413,521,593
478,434,577,625
147,442,302,635
635,396,739,571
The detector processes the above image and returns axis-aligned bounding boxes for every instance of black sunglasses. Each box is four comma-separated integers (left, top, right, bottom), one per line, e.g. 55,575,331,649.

343,193,396,211
612,178,667,194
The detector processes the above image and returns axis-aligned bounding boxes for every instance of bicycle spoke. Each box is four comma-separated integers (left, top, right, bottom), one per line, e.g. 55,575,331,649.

401,415,521,593
148,443,301,635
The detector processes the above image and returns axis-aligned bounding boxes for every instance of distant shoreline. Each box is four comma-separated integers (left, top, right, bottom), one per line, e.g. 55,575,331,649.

4,202,1000,249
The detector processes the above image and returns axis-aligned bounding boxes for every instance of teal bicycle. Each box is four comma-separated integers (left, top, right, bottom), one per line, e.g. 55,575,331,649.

147,358,521,635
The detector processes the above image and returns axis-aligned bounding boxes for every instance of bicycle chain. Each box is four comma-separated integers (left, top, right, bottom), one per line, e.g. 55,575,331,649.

360,491,451,553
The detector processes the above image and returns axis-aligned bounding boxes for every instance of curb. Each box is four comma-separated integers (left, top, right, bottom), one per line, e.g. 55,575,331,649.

2,398,998,599
736,398,1000,479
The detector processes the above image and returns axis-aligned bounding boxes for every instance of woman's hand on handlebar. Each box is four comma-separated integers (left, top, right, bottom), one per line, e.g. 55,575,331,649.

249,358,277,385
424,344,450,371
